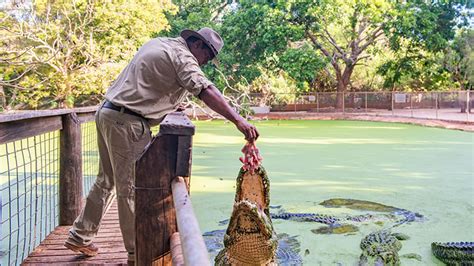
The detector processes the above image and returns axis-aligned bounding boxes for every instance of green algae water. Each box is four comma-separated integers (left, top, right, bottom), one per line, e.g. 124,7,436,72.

190,120,473,265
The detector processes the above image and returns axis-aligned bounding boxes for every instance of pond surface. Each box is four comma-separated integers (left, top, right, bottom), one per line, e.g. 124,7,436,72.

189,120,473,265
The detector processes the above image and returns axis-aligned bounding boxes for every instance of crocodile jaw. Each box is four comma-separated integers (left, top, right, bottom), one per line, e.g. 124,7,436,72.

218,201,278,265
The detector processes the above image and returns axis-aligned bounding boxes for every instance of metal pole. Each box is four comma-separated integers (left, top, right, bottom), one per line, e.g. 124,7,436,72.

294,93,297,113
365,92,368,114
435,92,439,119
342,91,345,113
467,89,470,122
316,92,319,113
391,92,394,116
410,93,413,118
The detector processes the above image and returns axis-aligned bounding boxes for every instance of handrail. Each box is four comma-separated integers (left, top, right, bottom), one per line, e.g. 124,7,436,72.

171,176,210,266
0,107,97,144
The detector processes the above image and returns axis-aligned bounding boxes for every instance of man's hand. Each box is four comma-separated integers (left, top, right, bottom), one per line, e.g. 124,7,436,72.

236,118,259,141
199,85,260,141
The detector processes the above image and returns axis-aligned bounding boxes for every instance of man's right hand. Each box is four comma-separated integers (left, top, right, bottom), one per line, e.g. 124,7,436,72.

199,85,260,141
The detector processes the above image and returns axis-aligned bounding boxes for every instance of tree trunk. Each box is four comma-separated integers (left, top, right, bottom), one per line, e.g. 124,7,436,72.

335,64,355,109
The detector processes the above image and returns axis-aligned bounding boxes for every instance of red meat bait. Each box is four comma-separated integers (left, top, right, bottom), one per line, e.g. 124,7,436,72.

239,141,262,173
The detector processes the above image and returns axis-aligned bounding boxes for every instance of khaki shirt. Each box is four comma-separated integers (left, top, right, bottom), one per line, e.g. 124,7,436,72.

105,37,213,124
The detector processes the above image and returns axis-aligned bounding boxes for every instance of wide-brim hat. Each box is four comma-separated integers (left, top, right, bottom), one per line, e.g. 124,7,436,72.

180,27,224,66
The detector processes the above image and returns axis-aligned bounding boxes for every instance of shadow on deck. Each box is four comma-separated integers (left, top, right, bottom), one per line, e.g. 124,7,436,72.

22,201,127,265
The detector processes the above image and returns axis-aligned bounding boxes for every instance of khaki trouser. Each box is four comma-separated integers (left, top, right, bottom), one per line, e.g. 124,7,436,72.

67,105,151,261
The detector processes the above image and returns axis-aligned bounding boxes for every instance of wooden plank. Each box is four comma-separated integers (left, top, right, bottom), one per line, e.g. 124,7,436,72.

175,135,193,178
23,200,127,265
0,115,62,144
0,106,98,123
22,202,127,265
77,112,96,124
59,113,83,225
135,134,177,266
159,112,195,136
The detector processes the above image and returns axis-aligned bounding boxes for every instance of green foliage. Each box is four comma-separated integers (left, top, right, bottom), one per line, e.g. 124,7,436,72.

442,29,474,89
1,0,176,109
219,1,304,81
1,1,472,110
278,45,328,91
377,1,463,91
247,68,299,106
387,1,458,52
159,2,215,37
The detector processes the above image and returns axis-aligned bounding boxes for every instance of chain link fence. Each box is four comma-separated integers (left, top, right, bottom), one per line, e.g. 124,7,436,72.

215,90,473,122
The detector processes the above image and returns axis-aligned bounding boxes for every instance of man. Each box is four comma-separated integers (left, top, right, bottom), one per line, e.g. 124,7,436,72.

64,27,259,264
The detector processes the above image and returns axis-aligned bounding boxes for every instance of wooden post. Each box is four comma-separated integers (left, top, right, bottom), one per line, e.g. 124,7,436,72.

135,112,195,266
59,112,83,225
170,232,184,266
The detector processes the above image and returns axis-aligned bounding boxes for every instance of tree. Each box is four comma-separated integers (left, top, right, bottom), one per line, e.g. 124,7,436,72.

442,29,473,90
0,0,176,109
377,1,462,91
218,1,465,107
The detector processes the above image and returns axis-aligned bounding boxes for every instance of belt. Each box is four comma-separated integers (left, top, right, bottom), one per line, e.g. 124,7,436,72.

103,100,143,118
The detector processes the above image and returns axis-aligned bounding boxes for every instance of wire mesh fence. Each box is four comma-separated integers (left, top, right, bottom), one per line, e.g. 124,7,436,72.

81,121,99,197
216,90,473,122
0,110,98,266
0,132,60,266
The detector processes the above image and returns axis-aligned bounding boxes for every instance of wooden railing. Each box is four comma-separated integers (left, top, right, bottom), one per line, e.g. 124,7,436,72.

0,107,97,225
1,108,210,265
0,107,97,265
135,112,209,266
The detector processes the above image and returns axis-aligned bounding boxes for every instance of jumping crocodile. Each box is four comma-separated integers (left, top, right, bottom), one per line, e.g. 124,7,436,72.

214,166,278,265
431,242,474,265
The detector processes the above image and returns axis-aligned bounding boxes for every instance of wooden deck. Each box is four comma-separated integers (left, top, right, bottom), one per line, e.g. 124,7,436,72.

22,201,128,265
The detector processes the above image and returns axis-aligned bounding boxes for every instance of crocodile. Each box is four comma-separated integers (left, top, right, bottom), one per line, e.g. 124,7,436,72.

203,229,302,265
431,242,474,265
267,199,424,237
358,229,409,266
214,166,278,265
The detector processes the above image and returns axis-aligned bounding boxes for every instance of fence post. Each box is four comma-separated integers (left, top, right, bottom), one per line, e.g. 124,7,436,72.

59,112,83,225
391,92,395,116
294,94,297,112
467,89,470,121
365,92,368,114
435,92,439,119
316,92,319,113
135,112,195,266
342,91,345,113
410,93,413,118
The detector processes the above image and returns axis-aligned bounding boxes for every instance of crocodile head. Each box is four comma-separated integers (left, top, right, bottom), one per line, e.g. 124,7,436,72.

359,230,403,266
215,167,278,266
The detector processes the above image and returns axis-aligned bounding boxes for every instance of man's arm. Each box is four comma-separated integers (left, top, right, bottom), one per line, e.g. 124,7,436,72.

198,85,259,141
